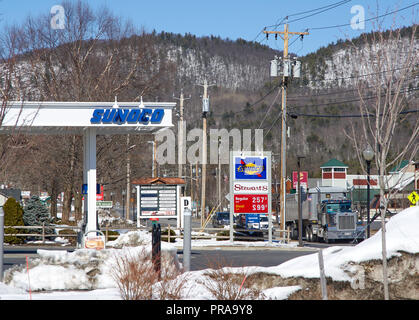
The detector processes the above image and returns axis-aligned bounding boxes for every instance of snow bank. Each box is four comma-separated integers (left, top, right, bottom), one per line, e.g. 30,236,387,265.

246,206,419,281
1,206,417,299
4,231,181,293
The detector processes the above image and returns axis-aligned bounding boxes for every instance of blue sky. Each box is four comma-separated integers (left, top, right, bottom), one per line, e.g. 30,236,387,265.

0,0,417,56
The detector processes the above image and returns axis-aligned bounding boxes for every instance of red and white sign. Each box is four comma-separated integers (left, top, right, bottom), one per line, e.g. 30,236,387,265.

234,194,268,213
292,171,308,189
233,182,269,194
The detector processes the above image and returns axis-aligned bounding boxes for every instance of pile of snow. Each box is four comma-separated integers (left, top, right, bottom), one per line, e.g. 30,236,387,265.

0,206,417,300
245,206,419,281
3,230,181,294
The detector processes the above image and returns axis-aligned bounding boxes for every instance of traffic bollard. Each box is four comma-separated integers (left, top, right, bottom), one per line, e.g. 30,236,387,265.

183,208,192,272
152,223,161,278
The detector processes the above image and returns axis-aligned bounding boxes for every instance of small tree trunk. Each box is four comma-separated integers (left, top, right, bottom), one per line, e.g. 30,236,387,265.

62,187,72,223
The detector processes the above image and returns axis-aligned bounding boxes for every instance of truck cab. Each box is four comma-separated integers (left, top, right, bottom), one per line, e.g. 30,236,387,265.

319,199,365,243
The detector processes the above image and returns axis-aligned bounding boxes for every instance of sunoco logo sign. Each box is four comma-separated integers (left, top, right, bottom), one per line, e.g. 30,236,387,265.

234,157,267,180
90,108,164,125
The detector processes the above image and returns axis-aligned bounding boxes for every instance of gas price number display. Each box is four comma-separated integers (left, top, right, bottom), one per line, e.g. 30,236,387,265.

234,194,268,214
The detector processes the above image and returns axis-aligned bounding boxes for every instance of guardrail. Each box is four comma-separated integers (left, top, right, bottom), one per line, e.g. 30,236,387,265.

4,224,292,244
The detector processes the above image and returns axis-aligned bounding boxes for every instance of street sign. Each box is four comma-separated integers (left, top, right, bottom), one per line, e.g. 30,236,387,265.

408,191,418,205
96,201,113,208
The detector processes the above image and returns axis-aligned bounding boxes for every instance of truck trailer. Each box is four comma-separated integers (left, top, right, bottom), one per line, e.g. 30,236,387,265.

285,186,365,243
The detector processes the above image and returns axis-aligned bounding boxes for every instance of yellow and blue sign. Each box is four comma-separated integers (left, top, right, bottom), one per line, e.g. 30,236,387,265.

235,157,267,180
90,108,164,125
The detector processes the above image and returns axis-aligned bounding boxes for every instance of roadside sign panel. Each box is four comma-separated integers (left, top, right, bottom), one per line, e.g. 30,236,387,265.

229,151,272,242
139,185,177,217
234,194,268,213
408,191,418,205
234,156,267,180
230,151,271,215
233,181,269,194
96,201,112,208
292,171,308,189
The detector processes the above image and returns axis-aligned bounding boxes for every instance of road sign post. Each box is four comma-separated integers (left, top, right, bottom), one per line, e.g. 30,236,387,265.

408,191,418,206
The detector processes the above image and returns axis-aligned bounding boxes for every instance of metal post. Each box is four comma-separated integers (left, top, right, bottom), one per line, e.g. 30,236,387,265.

318,249,328,300
152,223,161,278
0,206,4,282
298,167,302,247
366,160,371,238
183,208,192,272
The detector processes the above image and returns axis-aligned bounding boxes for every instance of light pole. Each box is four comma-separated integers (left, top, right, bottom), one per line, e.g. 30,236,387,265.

363,145,374,238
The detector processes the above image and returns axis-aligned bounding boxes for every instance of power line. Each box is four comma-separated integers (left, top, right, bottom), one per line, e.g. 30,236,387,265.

290,108,419,118
265,0,352,29
211,68,418,118
290,86,419,109
309,2,419,31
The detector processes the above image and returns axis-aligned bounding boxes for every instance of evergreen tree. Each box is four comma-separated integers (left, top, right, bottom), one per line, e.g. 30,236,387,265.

3,197,24,244
23,195,50,226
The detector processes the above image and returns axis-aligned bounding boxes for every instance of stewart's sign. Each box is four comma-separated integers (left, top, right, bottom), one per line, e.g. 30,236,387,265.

230,152,271,215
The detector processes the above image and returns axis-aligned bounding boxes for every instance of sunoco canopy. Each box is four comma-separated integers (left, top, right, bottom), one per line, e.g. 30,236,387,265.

1,101,175,134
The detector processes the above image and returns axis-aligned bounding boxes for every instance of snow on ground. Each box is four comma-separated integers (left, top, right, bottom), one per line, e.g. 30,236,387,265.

0,206,418,300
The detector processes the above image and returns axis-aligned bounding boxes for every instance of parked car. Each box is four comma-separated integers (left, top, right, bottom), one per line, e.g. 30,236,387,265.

212,212,231,228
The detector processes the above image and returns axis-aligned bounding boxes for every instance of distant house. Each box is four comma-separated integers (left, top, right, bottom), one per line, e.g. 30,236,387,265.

0,188,22,206
320,158,348,188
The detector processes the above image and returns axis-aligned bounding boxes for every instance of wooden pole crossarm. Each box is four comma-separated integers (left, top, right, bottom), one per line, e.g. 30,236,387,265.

263,30,309,36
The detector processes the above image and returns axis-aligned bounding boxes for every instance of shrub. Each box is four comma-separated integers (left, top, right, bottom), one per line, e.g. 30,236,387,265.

161,228,176,243
110,248,185,300
216,230,230,241
58,229,78,246
3,197,25,244
200,267,265,300
105,230,120,241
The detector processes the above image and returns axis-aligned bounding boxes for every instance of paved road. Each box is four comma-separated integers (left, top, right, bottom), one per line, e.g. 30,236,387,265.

2,245,318,272
2,240,355,274
178,248,316,271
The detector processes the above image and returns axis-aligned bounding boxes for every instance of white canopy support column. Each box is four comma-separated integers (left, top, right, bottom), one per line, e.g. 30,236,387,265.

1,101,176,243
84,127,97,233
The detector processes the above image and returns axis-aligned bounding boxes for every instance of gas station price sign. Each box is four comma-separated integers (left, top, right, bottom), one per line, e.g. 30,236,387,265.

234,194,268,213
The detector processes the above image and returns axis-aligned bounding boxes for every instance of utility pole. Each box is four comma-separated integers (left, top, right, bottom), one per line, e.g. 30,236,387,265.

264,24,309,238
126,134,131,220
174,90,191,179
197,80,215,227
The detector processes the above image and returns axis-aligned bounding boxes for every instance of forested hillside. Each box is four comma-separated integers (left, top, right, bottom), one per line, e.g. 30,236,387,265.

1,11,417,213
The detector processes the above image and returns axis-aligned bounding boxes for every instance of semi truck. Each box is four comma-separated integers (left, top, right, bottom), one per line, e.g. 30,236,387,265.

285,186,365,243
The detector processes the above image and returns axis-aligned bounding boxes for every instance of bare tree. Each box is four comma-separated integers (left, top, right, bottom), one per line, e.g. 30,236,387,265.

347,20,418,299
9,0,174,223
